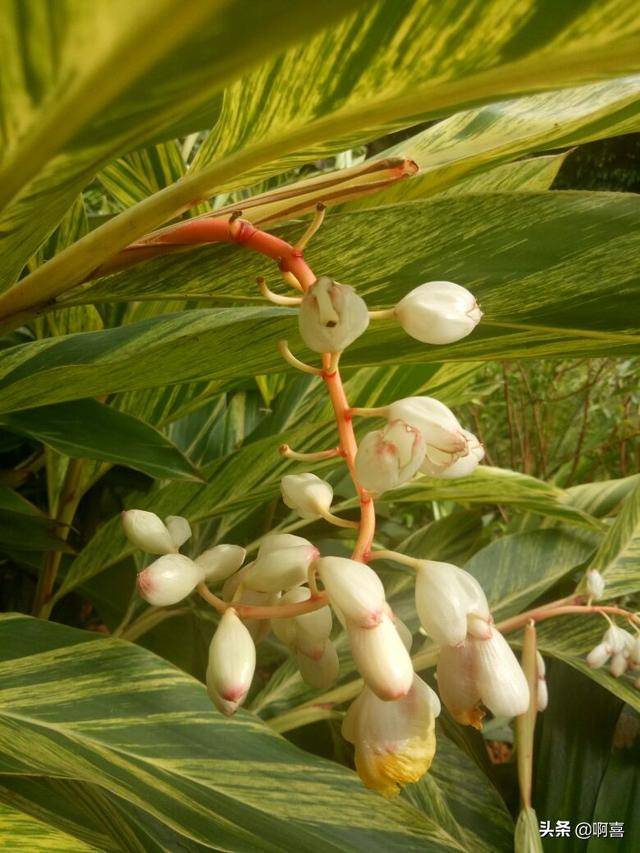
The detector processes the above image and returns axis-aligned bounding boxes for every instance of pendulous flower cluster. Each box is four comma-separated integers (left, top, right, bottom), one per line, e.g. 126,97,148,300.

120,217,536,798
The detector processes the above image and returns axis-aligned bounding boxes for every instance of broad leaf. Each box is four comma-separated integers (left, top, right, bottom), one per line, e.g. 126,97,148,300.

0,0,359,291
0,614,464,852
349,75,640,207
4,0,640,314
0,400,203,481
4,191,640,415
0,801,94,852
586,479,640,597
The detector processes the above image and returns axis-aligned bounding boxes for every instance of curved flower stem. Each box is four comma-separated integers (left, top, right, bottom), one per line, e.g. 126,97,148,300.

196,582,328,619
368,549,420,569
497,603,640,634
279,444,341,461
278,340,322,375
322,352,375,561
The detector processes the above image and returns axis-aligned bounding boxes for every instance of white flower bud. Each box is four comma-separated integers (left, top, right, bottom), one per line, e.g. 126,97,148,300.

206,608,256,715
609,629,634,677
349,612,414,701
195,544,246,583
341,676,439,797
121,509,176,555
393,614,413,653
297,640,340,689
221,560,255,601
317,556,386,629
536,651,548,712
387,396,468,470
298,276,369,353
395,281,482,345
472,627,530,718
272,586,332,657
420,429,484,478
137,554,204,606
437,642,484,729
586,642,610,669
164,515,191,549
280,473,333,520
415,560,491,647
610,651,629,678
630,636,640,670
242,535,319,593
604,625,628,655
437,628,529,725
586,569,605,600
355,420,425,494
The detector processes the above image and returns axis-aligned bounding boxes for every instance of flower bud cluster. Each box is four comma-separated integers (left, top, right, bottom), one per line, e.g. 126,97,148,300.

587,624,640,679
122,509,246,607
298,278,481,354
354,397,484,494
412,559,529,728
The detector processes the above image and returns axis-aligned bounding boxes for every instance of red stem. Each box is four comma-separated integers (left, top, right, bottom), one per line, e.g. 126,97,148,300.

138,217,316,289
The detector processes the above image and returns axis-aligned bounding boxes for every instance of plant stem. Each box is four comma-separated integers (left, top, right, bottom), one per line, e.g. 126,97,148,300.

33,458,85,618
516,621,538,809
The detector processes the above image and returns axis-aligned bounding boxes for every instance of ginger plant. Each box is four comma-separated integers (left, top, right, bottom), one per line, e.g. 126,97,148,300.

119,206,640,797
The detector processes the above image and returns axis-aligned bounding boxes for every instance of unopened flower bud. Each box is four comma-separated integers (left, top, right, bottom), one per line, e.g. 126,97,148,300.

586,642,610,669
195,544,246,583
355,419,424,494
388,396,468,470
206,608,256,715
342,676,439,797
536,651,548,712
297,640,340,689
393,614,413,653
437,642,484,729
164,515,191,549
420,429,484,478
586,569,605,600
415,560,491,647
121,509,176,555
272,586,332,657
437,627,529,725
349,612,414,701
630,636,640,670
281,473,333,520
242,534,319,593
137,554,204,606
472,627,530,718
298,276,369,353
317,556,385,629
609,629,634,677
395,281,482,345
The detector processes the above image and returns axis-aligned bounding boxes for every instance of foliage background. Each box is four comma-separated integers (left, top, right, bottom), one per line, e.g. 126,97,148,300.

0,1,639,850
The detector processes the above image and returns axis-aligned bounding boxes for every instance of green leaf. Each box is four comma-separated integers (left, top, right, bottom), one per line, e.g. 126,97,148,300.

5,0,640,314
562,474,640,518
0,801,94,852
0,400,203,482
348,75,640,207
0,509,74,554
6,190,640,414
387,468,601,530
0,0,359,290
463,528,598,621
534,617,640,712
0,614,464,852
532,660,625,851
405,731,514,853
435,153,568,196
586,479,640,597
